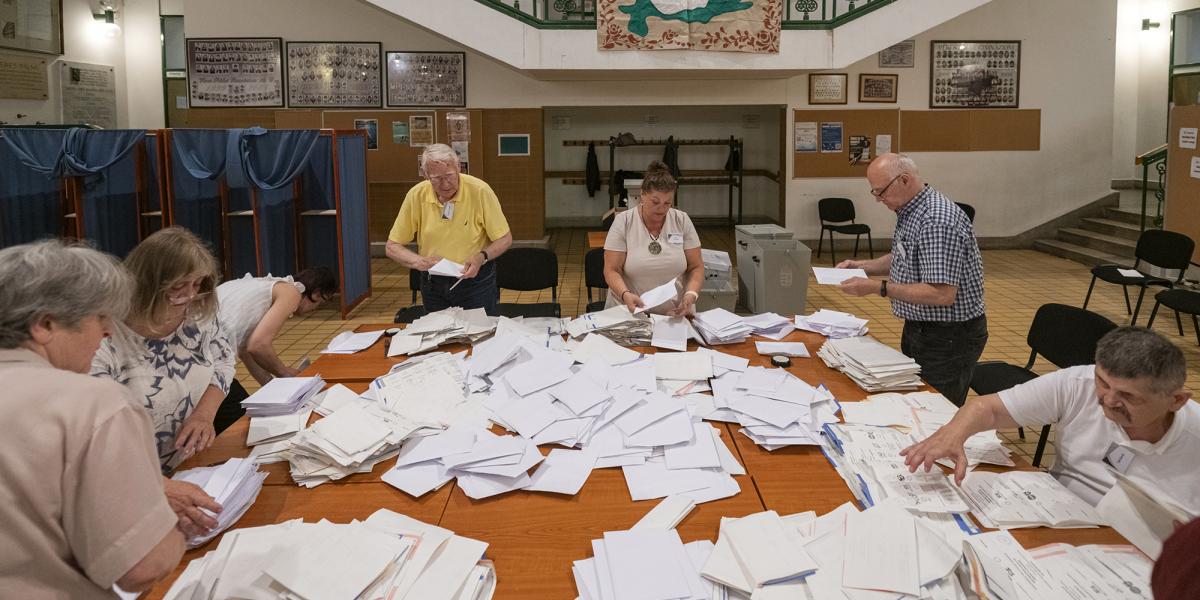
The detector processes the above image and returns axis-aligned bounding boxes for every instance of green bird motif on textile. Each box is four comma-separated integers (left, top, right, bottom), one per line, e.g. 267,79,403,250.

619,0,755,37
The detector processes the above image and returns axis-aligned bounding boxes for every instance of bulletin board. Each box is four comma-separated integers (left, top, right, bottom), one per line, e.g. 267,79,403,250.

792,109,900,178
322,110,437,183
1165,104,1200,262
899,109,1040,152
899,110,970,152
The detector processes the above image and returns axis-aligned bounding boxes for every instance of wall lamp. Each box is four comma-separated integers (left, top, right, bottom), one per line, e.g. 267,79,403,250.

1142,19,1161,31
94,1,120,38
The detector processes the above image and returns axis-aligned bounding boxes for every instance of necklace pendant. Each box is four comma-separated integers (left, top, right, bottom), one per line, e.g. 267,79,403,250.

648,241,662,255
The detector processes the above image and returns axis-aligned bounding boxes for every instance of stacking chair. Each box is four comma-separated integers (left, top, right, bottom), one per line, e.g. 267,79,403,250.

955,202,976,223
816,197,873,265
1082,229,1195,325
496,247,562,318
969,303,1117,467
585,247,608,313
1146,288,1200,346
409,268,421,304
393,269,427,323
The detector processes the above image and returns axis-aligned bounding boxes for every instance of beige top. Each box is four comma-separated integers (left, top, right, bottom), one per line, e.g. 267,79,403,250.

0,348,178,599
604,206,701,314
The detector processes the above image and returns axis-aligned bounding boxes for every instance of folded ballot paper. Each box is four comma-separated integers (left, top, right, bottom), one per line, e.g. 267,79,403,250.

240,375,325,417
566,306,654,347
959,471,1105,529
320,329,385,354
170,457,268,547
817,335,923,392
794,309,869,339
691,308,753,345
388,307,498,357
963,530,1152,600
708,368,841,450
161,509,495,600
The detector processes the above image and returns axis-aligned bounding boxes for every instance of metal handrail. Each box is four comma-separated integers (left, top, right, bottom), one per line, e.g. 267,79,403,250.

474,0,897,29
1135,144,1168,232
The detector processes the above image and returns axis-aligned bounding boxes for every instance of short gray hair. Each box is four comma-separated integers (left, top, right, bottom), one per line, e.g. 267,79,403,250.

876,153,920,178
0,239,133,348
1095,327,1186,394
419,143,460,176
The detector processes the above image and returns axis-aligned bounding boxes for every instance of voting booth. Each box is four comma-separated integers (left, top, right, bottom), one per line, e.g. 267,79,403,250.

734,224,810,316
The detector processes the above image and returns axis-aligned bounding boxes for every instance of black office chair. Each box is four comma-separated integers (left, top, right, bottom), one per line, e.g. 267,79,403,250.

955,202,976,223
1082,229,1194,325
394,305,428,324
969,303,1118,467
496,247,562,318
816,197,873,265
1146,288,1200,346
409,268,421,304
585,247,608,313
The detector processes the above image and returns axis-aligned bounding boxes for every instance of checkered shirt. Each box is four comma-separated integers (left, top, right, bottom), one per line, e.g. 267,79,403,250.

889,185,986,322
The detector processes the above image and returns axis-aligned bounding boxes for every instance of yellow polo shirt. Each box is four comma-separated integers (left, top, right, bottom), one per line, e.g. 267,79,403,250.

388,174,511,264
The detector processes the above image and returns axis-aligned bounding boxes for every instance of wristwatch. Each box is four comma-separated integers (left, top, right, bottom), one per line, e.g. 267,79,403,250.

880,280,888,298
480,250,489,263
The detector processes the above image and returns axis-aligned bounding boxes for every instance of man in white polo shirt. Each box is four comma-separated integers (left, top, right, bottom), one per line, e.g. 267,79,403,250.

900,327,1198,512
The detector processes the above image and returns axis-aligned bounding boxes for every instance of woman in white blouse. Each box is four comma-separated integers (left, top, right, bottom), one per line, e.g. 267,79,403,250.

603,161,705,316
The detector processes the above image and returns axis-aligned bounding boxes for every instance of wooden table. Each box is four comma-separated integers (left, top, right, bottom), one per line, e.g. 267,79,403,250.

587,230,607,249
146,326,1131,599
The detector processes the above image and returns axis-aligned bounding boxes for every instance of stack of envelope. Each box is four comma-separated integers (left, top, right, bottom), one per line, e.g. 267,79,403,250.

381,426,546,500
817,336,923,391
740,312,795,340
285,401,421,487
388,307,496,356
161,509,495,600
845,391,1013,468
240,375,325,417
573,529,721,600
566,306,654,347
170,457,268,547
701,510,819,596
706,367,840,450
794,309,869,338
692,308,753,345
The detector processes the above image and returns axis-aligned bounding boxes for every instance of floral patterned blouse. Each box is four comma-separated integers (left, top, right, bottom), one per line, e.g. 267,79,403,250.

91,316,234,471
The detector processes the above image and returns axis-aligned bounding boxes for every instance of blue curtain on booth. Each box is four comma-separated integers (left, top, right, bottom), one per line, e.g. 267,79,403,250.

0,138,62,248
229,129,320,190
300,135,339,274
144,134,163,222
0,128,68,175
258,186,296,277
79,150,140,257
337,134,370,311
169,130,227,264
60,129,144,176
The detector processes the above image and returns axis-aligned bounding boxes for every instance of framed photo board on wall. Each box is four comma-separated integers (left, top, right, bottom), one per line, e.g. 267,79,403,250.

930,40,1020,109
878,40,915,68
0,0,63,55
186,37,284,107
286,41,381,108
385,51,465,107
808,73,847,105
858,73,898,103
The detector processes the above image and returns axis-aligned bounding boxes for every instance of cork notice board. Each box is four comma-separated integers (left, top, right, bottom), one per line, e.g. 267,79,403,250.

1166,105,1200,263
793,109,900,178
899,109,1040,152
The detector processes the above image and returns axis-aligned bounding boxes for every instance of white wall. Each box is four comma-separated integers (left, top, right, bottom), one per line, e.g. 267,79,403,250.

0,0,128,127
177,0,1119,240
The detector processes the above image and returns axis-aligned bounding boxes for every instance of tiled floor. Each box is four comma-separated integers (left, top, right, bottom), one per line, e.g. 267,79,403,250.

254,227,1200,468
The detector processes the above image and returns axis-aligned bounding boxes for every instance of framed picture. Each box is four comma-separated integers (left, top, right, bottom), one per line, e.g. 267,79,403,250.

353,118,378,150
286,41,381,107
186,37,284,108
386,51,465,107
878,40,915,68
929,40,1020,109
0,0,63,55
497,134,530,156
858,73,898,103
808,73,847,105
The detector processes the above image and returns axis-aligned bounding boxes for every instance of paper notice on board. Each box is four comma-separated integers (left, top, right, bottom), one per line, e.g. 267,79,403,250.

795,122,817,153
820,122,843,153
876,134,893,156
1180,127,1197,149
1190,157,1200,179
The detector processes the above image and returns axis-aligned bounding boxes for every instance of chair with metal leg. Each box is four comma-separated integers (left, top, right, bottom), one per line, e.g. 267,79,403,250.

969,303,1118,467
584,247,608,313
817,197,873,266
1146,288,1200,346
1082,229,1194,325
497,247,562,318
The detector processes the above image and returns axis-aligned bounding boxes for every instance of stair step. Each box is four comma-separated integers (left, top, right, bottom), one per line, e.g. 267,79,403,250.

1104,206,1145,225
1057,228,1136,257
1079,217,1141,241
1033,239,1127,268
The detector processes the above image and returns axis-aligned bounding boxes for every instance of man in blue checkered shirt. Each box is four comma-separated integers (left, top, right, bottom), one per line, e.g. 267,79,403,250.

837,153,987,406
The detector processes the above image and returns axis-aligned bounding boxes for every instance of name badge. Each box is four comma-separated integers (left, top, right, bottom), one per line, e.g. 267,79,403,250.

441,202,455,220
1103,442,1135,474
668,233,684,246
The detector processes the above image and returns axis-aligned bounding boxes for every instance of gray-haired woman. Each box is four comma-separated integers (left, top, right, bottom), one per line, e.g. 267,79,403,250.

0,240,183,597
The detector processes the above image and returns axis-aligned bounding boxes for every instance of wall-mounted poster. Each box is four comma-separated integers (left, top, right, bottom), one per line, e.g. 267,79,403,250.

930,40,1020,109
878,40,915,68
354,118,378,150
286,41,381,107
0,51,48,99
819,122,842,153
409,115,434,147
858,73,898,103
59,61,115,128
386,51,465,107
0,0,63,55
794,121,817,153
392,121,409,145
186,37,284,108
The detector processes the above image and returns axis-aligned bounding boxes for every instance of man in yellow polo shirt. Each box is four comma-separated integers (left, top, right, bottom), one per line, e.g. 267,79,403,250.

385,144,513,315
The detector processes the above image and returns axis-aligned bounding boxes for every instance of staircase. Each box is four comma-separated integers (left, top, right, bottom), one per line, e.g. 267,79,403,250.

1033,205,1142,267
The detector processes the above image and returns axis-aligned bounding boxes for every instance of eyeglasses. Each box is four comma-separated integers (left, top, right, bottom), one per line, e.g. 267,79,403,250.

870,174,904,198
427,171,458,184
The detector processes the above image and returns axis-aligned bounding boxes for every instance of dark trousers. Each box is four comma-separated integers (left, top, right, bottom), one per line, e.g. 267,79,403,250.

420,260,499,316
215,379,250,434
901,315,988,407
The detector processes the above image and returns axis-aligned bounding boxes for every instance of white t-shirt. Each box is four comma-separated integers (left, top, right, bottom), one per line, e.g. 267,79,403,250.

603,206,701,315
998,365,1200,512
217,274,304,350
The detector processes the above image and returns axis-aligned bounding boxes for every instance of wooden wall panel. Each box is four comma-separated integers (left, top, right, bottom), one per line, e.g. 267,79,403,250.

900,110,970,152
968,109,1041,151
482,108,545,240
1165,105,1200,262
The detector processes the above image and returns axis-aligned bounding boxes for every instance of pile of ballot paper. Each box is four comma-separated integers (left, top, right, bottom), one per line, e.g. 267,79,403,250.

241,375,325,417
161,509,495,600
794,309,869,338
387,307,498,356
959,471,1105,529
284,400,421,487
566,306,654,347
817,335,923,391
691,308,754,345
573,528,722,600
171,458,268,547
966,530,1152,600
321,329,385,354
740,312,795,340
705,366,840,450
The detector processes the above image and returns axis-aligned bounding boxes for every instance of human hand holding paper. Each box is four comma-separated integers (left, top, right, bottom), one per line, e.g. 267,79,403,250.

634,280,678,313
813,266,869,285
429,258,466,278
